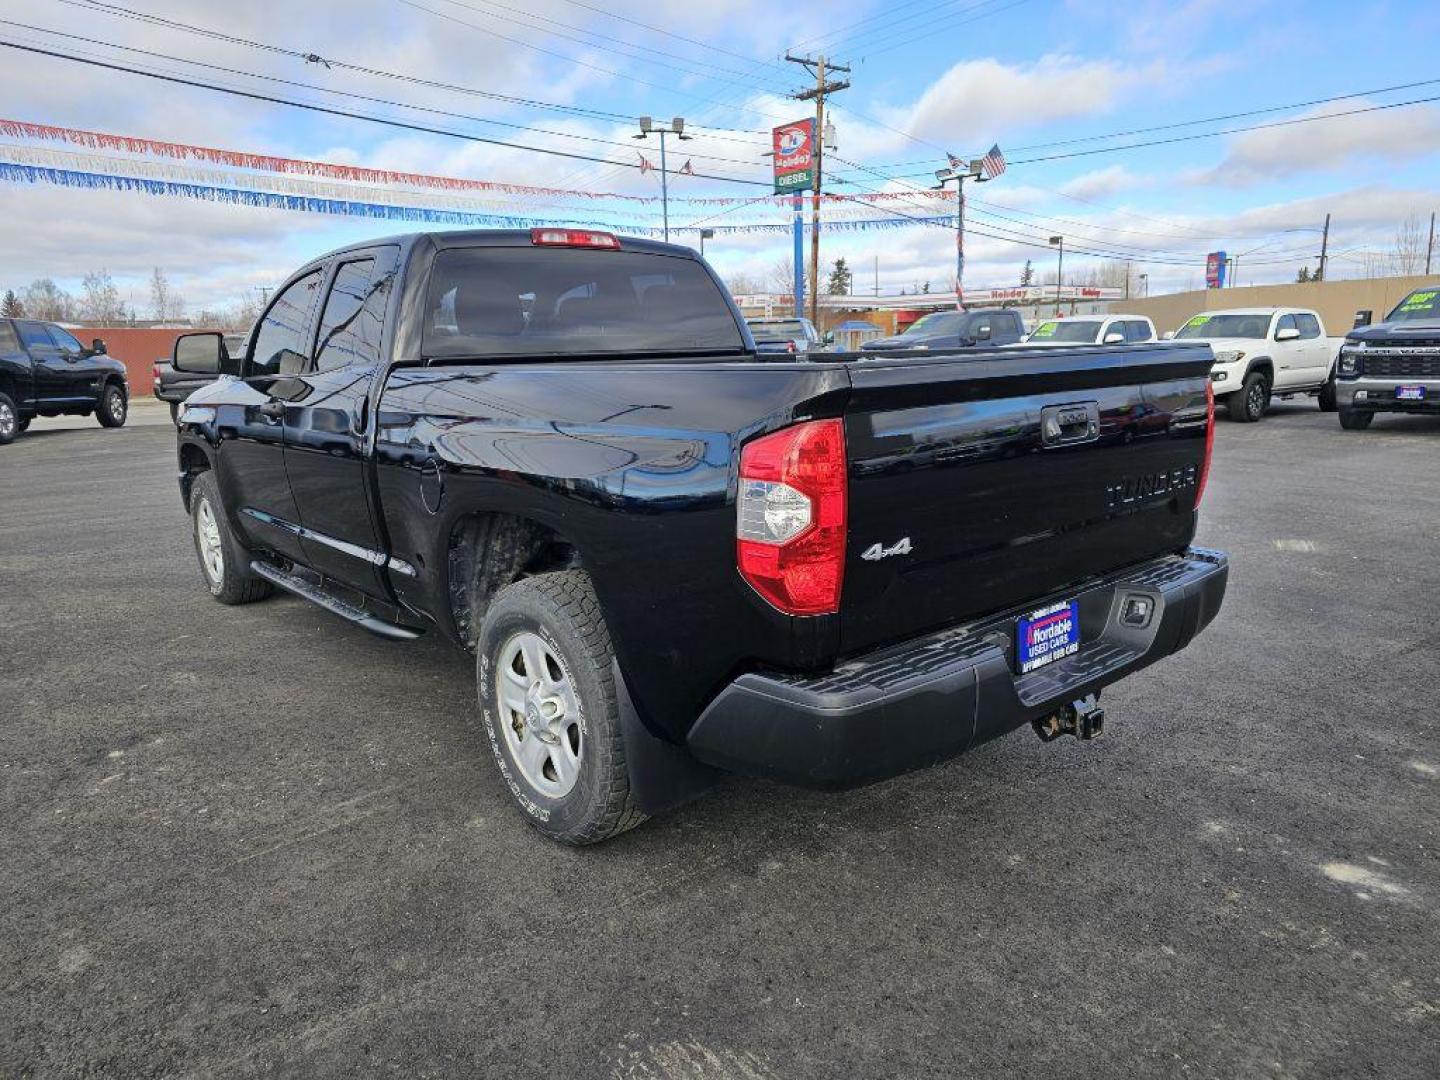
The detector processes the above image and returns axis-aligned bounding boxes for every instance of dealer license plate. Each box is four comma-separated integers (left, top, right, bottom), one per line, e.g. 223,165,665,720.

1397,385,1426,401
1017,600,1080,673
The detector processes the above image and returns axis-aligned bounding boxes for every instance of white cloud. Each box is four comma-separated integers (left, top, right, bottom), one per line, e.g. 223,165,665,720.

1058,166,1145,201
1206,101,1440,185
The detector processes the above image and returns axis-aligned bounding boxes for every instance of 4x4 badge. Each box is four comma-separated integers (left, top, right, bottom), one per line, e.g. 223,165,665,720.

861,537,913,562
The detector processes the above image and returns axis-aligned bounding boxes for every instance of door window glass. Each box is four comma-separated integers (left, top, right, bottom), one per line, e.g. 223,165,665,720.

0,322,21,354
248,269,325,378
17,322,53,350
1125,321,1151,342
46,325,84,353
314,257,392,373
1295,313,1321,339
1275,313,1298,336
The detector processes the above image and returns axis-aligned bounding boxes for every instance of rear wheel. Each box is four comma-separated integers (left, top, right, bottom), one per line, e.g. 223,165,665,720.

0,393,17,444
1339,407,1373,430
1228,371,1269,422
190,472,273,604
476,570,645,845
96,383,128,428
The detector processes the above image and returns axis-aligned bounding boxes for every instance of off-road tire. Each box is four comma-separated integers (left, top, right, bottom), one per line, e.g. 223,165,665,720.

189,472,273,605
476,570,645,845
0,392,17,444
170,401,181,426
1339,407,1373,431
1317,374,1337,412
96,383,128,428
1228,371,1269,422
16,416,29,432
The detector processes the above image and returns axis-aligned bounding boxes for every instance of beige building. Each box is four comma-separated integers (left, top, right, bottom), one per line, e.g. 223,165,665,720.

1123,274,1439,336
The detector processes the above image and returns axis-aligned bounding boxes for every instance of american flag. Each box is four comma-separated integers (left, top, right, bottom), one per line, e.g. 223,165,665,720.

980,144,1006,180
946,152,963,171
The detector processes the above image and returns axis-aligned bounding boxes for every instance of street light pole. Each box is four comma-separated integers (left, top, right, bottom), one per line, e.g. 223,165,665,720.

934,157,988,309
1049,235,1064,315
635,116,689,243
699,228,714,257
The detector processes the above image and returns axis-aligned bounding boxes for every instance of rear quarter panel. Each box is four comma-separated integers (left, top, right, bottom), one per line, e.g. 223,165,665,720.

375,360,849,738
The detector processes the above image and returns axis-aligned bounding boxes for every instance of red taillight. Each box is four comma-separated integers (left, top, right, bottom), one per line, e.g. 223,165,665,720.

1194,380,1215,509
530,228,620,249
787,340,797,353
151,361,162,381
736,419,847,615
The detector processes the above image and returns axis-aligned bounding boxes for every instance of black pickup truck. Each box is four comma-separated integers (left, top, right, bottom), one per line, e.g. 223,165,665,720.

171,228,1227,844
0,319,129,443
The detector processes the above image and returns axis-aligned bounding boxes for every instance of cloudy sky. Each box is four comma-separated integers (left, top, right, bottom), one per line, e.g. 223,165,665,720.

1,0,1438,313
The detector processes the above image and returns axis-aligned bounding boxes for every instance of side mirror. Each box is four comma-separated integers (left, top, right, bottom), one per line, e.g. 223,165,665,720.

1275,327,1300,341
1353,309,1372,328
1102,331,1125,344
91,338,107,355
823,331,836,345
1162,330,1176,340
172,331,224,375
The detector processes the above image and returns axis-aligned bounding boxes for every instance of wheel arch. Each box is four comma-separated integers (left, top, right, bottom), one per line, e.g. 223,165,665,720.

1244,356,1274,380
178,441,212,509
446,511,583,651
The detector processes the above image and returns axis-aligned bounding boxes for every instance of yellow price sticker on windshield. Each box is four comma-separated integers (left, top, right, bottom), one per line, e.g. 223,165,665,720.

1400,290,1437,310
1033,323,1058,337
1184,315,1211,328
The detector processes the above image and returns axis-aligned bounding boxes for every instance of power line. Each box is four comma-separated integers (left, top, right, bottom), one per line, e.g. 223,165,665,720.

0,39,773,186
2,20,767,166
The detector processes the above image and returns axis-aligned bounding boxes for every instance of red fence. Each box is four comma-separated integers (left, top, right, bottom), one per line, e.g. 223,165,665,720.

86,327,218,396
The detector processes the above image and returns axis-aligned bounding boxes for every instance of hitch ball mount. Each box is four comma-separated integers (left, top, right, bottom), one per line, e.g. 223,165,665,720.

1032,693,1104,742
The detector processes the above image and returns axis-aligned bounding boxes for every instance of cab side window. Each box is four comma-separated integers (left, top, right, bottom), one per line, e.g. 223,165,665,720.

248,269,325,378
0,322,22,354
17,321,53,351
314,256,394,373
1295,313,1321,339
1125,321,1152,342
1275,313,1298,337
47,325,84,354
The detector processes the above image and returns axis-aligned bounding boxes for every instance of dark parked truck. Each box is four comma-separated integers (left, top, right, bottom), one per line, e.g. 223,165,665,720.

1335,285,1440,429
0,319,129,443
171,229,1227,844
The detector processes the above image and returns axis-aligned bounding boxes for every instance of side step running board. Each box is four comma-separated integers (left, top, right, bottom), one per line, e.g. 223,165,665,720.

250,561,424,641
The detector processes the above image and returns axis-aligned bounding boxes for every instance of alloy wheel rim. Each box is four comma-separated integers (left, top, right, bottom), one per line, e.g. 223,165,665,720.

496,630,583,798
109,389,126,423
0,402,13,438
196,498,225,584
1249,382,1265,417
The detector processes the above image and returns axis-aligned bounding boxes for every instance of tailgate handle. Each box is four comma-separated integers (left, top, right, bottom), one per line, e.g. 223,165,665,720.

1041,402,1100,447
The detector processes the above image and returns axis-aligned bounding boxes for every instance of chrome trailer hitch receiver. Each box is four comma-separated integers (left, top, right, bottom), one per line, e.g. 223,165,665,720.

1032,693,1104,742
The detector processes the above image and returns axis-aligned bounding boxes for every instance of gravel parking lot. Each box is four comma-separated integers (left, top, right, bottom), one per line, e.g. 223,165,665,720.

3,404,1438,1079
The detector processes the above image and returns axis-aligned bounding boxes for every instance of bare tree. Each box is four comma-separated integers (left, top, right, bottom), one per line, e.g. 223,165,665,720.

149,267,187,322
1391,214,1426,276
22,278,75,321
767,256,796,295
723,271,764,296
80,270,127,324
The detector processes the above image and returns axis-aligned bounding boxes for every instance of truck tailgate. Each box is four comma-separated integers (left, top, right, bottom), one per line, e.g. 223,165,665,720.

840,343,1213,656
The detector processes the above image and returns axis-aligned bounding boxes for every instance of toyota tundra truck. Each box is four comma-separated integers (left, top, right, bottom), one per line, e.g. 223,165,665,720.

169,229,1227,845
1335,285,1440,429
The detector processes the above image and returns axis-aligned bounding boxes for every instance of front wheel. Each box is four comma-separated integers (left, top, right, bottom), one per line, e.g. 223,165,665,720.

1318,374,1337,412
1228,371,1269,422
1339,407,1373,430
189,472,273,604
0,392,18,444
96,383,128,428
169,401,181,426
476,570,645,845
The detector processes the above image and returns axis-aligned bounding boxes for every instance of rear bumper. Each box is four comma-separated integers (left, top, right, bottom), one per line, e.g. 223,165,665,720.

686,547,1228,789
1337,377,1440,413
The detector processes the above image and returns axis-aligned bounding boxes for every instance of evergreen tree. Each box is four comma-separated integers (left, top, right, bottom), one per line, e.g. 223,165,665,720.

826,257,853,295
1020,259,1034,286
1,289,23,318
1296,266,1312,283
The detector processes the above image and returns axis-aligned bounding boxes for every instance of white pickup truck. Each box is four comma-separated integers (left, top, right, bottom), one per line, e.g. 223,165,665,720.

1171,307,1345,422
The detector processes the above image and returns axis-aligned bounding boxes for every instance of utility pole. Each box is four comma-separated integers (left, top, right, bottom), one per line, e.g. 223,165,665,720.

874,255,879,297
786,52,849,327
933,157,988,309
1049,236,1064,316
1317,212,1331,281
635,117,690,243
1426,211,1435,275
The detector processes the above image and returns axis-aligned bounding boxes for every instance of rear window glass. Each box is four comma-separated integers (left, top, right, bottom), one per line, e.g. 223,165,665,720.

749,320,808,340
1031,320,1100,343
424,247,744,358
